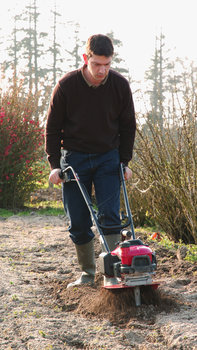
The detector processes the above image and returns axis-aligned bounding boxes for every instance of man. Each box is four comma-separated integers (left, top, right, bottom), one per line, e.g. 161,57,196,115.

45,34,136,288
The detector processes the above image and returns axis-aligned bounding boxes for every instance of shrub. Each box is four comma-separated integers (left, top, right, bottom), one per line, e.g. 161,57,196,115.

0,80,47,208
128,110,197,244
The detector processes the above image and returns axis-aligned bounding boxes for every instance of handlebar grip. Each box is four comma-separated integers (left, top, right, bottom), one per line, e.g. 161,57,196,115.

59,167,71,182
59,170,64,180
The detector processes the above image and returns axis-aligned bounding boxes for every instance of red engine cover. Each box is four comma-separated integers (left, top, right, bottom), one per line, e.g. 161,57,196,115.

111,245,153,265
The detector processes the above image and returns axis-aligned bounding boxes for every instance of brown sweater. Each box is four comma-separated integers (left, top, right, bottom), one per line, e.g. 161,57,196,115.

45,66,136,169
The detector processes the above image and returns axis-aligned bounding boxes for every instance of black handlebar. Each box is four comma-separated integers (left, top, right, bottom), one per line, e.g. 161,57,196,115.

59,170,64,180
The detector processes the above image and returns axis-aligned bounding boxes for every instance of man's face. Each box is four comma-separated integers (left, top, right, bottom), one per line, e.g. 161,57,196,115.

84,54,112,85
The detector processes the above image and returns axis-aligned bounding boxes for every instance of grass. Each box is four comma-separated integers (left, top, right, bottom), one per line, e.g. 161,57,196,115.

36,207,64,215
0,205,64,218
26,199,65,216
155,233,197,263
0,208,15,218
184,245,197,263
0,189,65,217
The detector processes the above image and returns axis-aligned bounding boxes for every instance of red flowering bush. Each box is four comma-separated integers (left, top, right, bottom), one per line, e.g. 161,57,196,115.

0,82,47,208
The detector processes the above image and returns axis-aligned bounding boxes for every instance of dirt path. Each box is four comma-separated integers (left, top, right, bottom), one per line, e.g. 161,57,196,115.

0,214,197,350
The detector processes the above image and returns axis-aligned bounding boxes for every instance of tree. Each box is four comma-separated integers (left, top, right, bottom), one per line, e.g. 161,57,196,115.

47,4,63,87
145,33,170,129
65,21,84,70
2,15,22,80
107,31,131,81
18,0,48,93
173,58,197,116
21,3,34,90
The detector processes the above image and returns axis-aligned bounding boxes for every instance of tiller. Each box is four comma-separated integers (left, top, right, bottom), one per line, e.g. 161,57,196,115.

60,163,159,306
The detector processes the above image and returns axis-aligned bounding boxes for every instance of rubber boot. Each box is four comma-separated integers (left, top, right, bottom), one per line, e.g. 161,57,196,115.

67,239,96,289
101,234,120,287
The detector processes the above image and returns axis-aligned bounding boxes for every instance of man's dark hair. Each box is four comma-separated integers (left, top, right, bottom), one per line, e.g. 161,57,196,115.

86,34,114,58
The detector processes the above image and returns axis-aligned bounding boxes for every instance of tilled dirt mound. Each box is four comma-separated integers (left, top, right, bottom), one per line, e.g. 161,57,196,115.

48,279,181,327
0,213,197,350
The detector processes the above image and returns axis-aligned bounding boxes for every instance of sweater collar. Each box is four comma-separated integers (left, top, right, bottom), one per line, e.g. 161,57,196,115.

81,64,108,88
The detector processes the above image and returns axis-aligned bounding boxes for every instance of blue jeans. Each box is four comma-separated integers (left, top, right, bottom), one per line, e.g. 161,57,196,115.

61,149,121,245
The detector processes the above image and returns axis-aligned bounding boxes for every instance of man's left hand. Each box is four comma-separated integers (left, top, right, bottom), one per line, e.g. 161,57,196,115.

124,166,132,180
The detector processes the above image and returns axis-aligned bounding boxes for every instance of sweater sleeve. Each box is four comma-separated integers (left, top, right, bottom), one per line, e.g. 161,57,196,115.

45,82,66,169
118,82,136,165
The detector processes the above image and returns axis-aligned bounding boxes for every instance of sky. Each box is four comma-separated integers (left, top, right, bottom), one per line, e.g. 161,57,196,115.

0,0,197,82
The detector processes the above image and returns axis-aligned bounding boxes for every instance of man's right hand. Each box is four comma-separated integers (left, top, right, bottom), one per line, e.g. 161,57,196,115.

49,168,63,185
124,166,132,181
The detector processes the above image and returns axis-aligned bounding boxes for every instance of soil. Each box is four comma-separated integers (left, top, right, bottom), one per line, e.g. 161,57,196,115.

0,188,197,350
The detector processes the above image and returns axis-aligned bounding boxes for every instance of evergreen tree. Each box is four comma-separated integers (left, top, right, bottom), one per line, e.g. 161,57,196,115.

145,33,167,128
2,15,22,80
65,21,84,70
21,3,34,90
21,0,48,92
107,31,131,80
49,6,62,86
174,58,197,116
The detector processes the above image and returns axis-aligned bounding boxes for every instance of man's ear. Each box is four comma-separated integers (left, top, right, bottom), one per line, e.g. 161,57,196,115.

83,54,88,65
